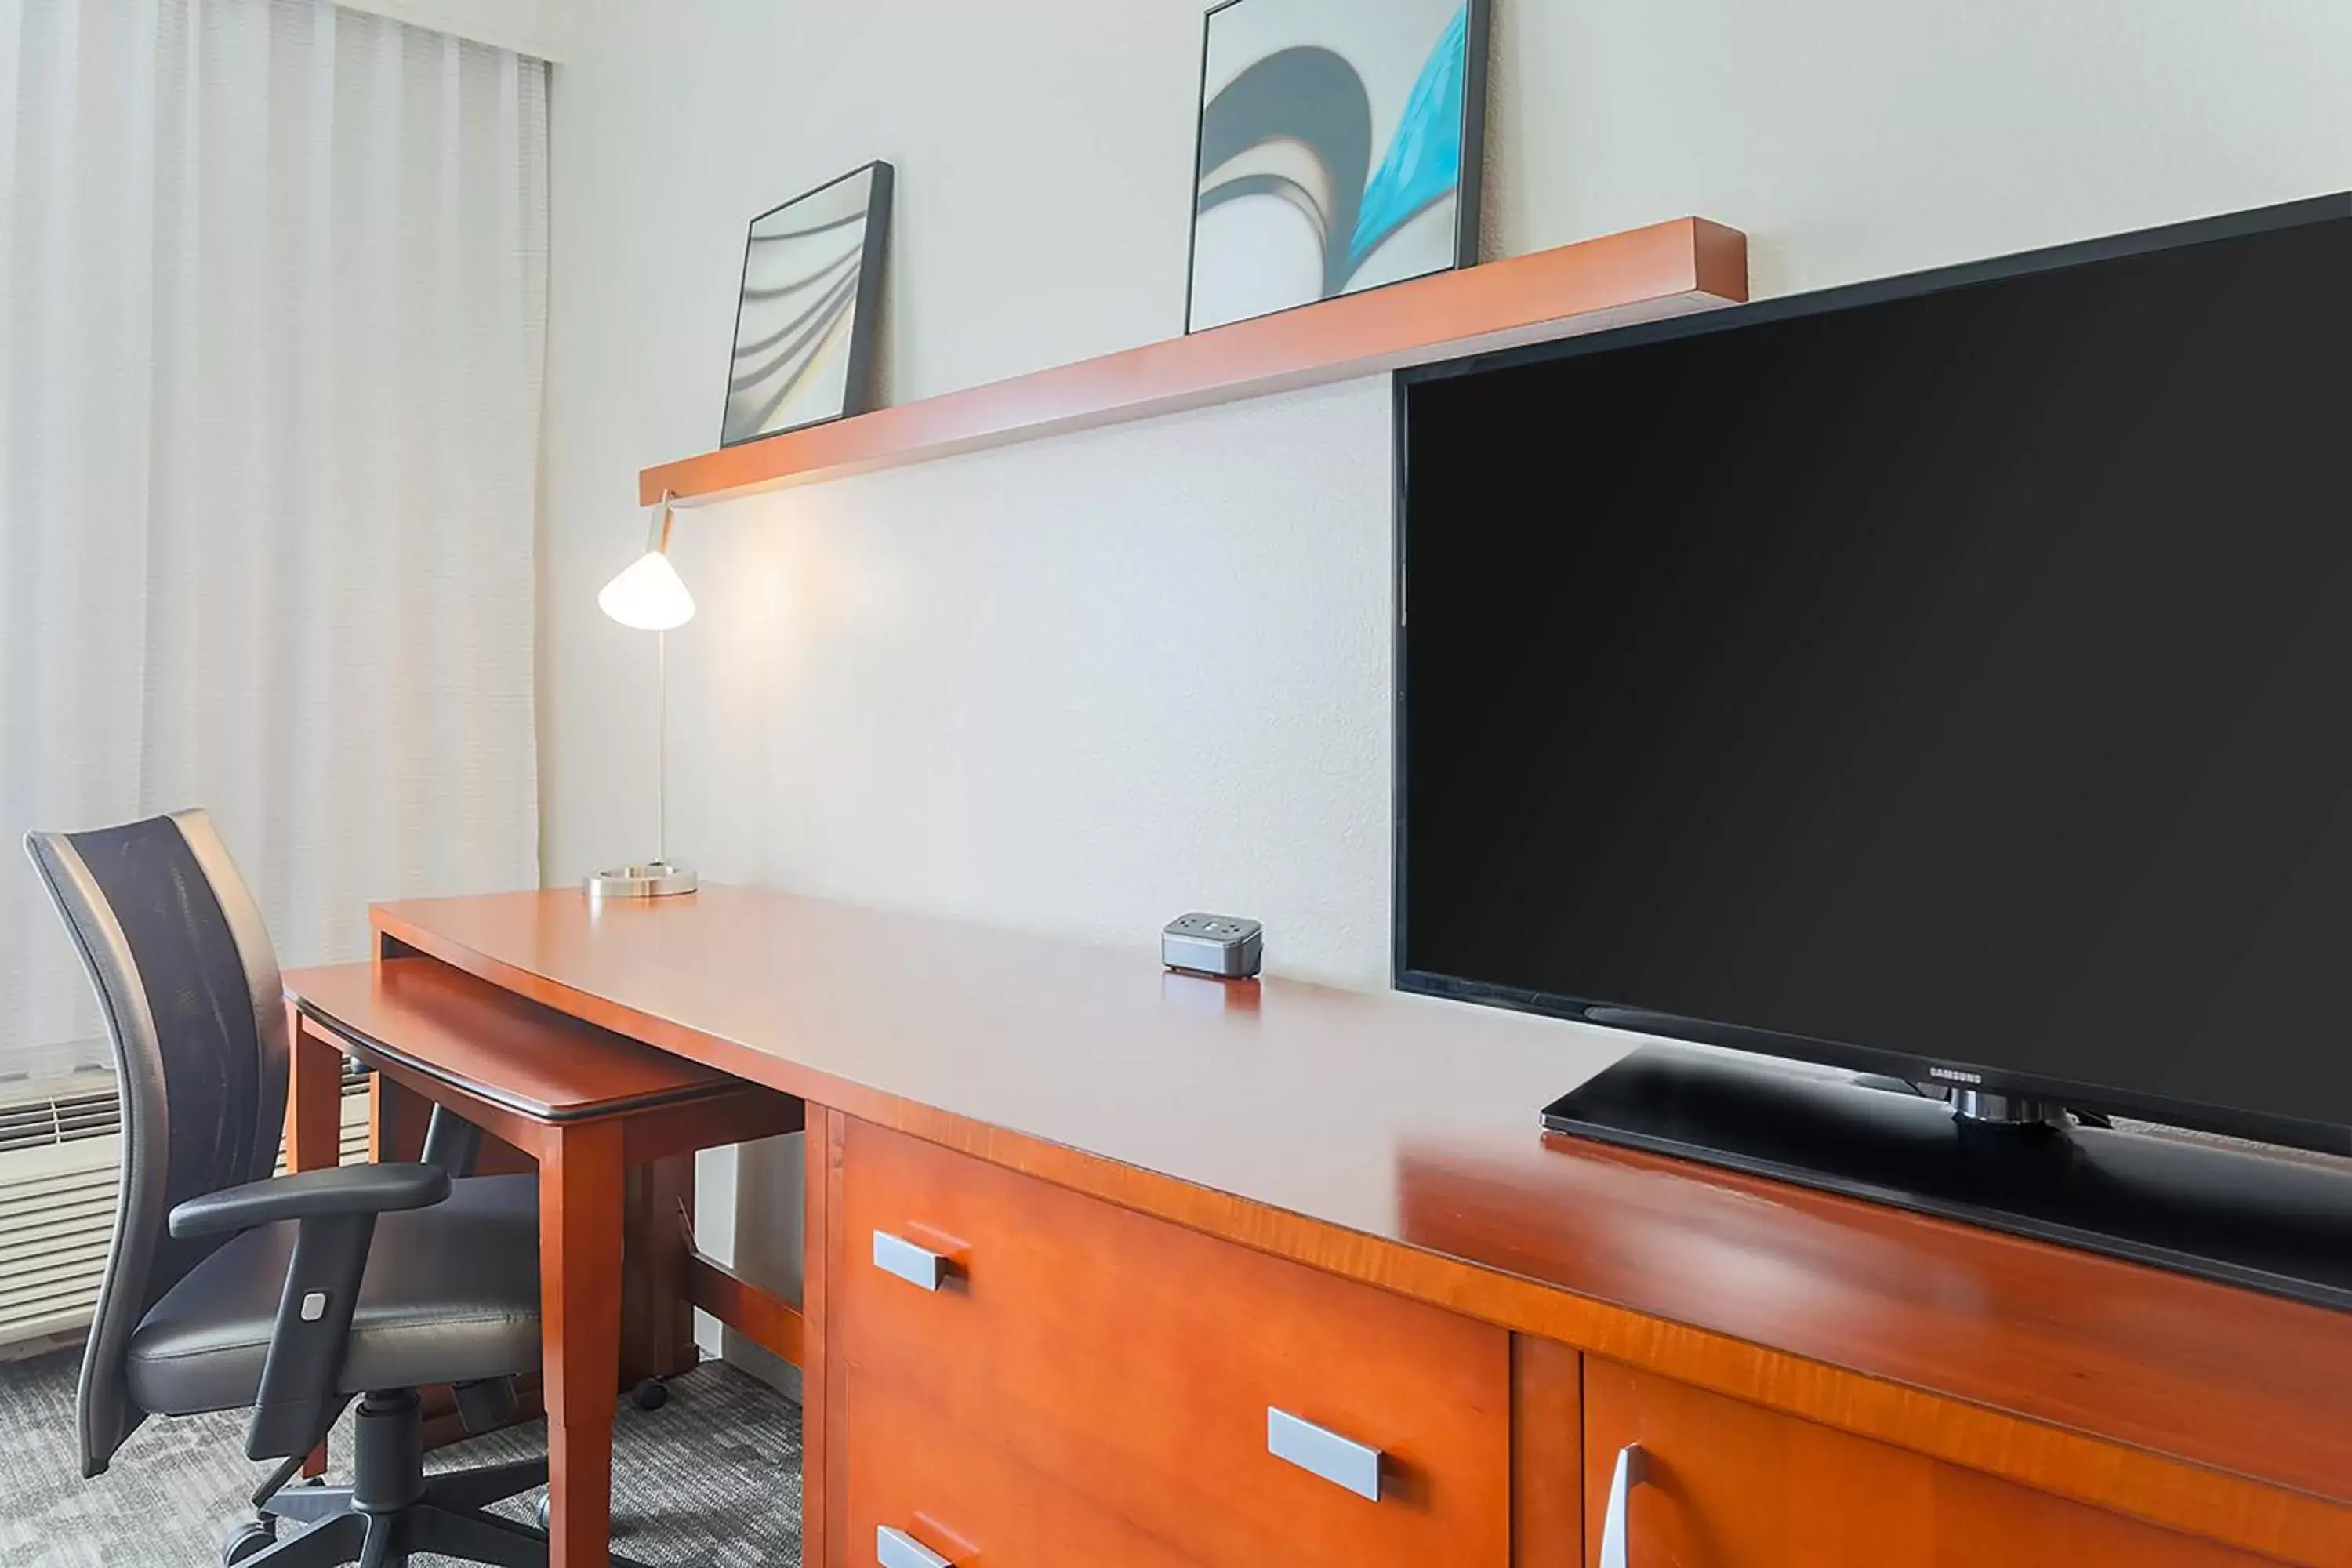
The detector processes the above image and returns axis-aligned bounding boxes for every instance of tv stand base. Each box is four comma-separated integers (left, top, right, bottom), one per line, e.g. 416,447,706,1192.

1543,1043,2352,1312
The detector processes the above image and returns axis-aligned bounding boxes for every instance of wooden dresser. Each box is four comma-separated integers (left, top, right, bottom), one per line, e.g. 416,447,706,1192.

368,887,2352,1567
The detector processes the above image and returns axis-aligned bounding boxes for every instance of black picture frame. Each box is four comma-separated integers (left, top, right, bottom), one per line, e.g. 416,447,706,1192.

1184,0,1490,336
718,159,895,448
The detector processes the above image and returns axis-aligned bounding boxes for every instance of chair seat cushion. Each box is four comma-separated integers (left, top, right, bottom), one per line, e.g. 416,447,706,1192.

125,1174,541,1418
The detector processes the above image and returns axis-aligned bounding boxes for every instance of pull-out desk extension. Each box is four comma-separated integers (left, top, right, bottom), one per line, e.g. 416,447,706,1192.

282,957,803,1563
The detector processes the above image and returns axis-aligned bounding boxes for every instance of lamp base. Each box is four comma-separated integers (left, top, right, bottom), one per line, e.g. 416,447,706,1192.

583,861,698,898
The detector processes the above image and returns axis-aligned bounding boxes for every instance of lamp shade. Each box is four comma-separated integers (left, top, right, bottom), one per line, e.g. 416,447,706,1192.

598,549,695,631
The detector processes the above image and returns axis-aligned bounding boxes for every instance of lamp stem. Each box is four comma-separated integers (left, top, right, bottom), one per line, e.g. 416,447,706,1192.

656,628,669,867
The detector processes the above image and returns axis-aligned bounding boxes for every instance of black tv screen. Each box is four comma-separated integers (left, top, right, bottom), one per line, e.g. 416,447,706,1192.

1396,195,2352,1156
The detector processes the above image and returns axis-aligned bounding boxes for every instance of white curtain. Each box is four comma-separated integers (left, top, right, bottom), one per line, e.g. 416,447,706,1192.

0,0,546,1080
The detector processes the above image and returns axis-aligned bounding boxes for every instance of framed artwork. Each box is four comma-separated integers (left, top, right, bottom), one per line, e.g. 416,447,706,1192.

720,161,895,447
1185,0,1488,334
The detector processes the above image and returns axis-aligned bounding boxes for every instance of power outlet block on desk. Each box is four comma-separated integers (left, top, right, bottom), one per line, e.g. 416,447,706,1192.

1163,913,1263,979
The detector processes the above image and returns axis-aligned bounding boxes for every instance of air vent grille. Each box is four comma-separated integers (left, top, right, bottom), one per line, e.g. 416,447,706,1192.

0,1091,119,1155
0,1061,368,1157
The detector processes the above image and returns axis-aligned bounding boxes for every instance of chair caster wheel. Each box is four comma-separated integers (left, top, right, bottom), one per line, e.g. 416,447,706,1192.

629,1377,668,1411
222,1519,276,1566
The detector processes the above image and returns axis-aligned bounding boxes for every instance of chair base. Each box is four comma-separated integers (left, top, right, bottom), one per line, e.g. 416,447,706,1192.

230,1389,644,1568
238,1498,550,1568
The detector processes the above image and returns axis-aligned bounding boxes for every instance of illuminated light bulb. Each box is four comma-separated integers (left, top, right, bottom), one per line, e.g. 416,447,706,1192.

597,549,695,631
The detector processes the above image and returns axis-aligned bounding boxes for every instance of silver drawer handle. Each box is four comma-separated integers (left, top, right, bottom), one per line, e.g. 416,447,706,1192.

877,1525,953,1568
1265,1406,1381,1501
872,1229,947,1291
1599,1443,1649,1568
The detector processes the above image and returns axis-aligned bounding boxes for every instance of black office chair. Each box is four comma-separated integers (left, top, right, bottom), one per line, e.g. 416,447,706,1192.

26,810,554,1567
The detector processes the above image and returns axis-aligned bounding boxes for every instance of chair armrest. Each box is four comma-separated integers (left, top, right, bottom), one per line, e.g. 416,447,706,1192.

176,1163,453,1461
169,1163,451,1239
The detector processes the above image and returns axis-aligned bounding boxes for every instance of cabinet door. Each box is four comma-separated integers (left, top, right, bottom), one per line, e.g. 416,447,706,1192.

1582,1361,2269,1568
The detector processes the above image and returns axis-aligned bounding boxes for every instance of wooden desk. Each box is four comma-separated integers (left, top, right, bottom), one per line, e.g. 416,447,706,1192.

281,957,802,1563
352,886,2350,1568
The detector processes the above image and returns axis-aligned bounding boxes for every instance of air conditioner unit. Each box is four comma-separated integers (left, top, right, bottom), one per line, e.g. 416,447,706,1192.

0,1068,372,1354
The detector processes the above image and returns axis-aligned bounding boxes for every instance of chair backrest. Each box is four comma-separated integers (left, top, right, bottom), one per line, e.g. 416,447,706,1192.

23,810,288,1477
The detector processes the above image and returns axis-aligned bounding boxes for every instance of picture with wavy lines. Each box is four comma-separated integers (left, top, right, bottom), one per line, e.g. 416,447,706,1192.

720,161,895,447
1186,0,1488,334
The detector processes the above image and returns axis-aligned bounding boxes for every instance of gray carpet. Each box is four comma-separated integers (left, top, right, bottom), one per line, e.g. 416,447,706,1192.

0,1351,801,1567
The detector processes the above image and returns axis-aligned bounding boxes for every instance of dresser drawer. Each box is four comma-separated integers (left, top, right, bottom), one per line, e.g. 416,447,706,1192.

845,1370,1205,1568
837,1118,1510,1567
1582,1361,2272,1567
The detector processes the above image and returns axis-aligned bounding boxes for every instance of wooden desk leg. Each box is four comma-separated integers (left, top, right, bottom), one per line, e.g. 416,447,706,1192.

366,1070,399,1164
285,1005,343,1478
286,1010,344,1174
542,1119,626,1568
621,1154,698,1387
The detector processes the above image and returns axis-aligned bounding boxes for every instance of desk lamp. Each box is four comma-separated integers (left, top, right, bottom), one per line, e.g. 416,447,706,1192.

587,491,698,896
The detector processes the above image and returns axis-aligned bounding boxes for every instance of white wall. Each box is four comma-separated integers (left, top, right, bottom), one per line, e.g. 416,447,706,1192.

538,0,2352,1359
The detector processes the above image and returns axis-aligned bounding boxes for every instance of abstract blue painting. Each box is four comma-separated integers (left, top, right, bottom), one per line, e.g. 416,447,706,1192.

1187,0,1488,332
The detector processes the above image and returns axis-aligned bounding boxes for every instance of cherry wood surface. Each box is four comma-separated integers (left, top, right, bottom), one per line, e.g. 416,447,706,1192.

621,1156,699,1387
637,217,1747,505
285,996,346,1178
681,1247,805,1369
810,1107,844,1568
539,1117,626,1568
1580,1360,2274,1568
844,1370,1206,1568
284,999,346,1482
837,1116,1512,1566
1512,1337,1583,1568
291,958,740,1121
370,887,2352,1563
1394,1142,2352,1530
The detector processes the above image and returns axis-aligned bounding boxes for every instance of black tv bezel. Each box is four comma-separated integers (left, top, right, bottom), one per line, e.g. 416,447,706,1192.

1391,190,2352,1162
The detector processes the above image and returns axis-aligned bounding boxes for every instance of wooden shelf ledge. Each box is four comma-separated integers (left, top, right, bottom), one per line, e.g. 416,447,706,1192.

640,215,1748,506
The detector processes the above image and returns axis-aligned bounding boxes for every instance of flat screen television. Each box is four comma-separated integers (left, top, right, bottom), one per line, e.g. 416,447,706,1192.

1396,193,2352,1160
